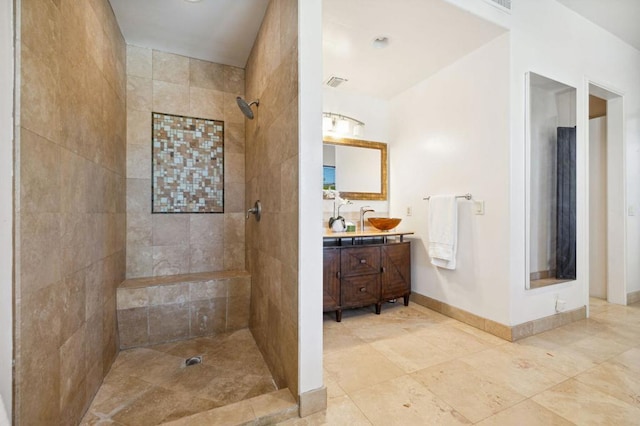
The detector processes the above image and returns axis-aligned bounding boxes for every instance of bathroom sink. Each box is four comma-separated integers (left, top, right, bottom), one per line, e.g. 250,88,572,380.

368,217,401,231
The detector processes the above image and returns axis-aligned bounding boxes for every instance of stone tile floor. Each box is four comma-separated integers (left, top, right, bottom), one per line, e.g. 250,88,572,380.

281,298,640,425
80,329,278,425
81,299,640,425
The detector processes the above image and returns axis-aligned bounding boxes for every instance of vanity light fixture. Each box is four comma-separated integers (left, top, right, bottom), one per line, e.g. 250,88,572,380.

322,112,365,138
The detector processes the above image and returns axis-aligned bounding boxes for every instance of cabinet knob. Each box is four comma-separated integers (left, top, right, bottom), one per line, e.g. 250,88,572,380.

336,271,341,279
359,259,367,264
359,287,366,292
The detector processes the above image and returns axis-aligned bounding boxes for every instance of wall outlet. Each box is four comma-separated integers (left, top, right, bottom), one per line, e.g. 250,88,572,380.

474,200,485,215
555,298,566,313
406,206,412,216
629,205,636,216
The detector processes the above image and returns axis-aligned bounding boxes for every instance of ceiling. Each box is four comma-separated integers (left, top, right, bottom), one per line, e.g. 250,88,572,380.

322,0,507,99
556,0,640,52
108,0,640,96
109,0,269,68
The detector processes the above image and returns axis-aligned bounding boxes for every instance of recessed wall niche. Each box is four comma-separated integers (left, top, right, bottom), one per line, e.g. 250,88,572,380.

152,112,224,213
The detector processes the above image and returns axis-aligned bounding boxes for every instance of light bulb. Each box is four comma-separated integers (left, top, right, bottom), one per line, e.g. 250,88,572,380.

322,116,334,132
336,118,349,134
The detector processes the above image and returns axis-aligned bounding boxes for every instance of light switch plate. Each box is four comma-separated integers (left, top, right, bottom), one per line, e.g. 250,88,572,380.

474,200,485,215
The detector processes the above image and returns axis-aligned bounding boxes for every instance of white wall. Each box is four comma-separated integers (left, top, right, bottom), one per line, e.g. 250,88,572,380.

298,0,324,396
0,0,13,419
506,0,640,323
322,89,390,219
390,34,511,325
589,117,607,298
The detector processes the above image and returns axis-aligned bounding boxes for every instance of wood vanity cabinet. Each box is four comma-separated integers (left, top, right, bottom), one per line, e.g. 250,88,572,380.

323,241,411,322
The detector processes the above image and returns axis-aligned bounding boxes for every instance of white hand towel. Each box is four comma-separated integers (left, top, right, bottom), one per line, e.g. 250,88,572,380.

0,394,9,426
428,195,458,270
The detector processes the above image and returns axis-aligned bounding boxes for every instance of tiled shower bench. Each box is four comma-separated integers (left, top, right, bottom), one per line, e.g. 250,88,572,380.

116,270,250,349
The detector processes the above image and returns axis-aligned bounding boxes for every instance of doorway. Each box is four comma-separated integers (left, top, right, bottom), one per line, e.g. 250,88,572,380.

587,83,625,306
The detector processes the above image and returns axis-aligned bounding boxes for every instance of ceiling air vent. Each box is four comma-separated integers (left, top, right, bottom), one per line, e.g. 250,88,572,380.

484,0,511,13
325,76,348,88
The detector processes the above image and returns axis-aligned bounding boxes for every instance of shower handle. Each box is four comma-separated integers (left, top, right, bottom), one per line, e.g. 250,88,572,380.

246,200,262,221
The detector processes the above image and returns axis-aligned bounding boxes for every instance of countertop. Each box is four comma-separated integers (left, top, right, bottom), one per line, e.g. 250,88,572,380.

323,228,414,239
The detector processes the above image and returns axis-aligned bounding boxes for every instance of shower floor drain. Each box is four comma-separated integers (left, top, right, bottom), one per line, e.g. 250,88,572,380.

185,356,202,366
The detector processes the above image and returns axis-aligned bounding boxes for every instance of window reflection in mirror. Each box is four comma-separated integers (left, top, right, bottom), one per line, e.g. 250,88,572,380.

322,136,387,201
526,72,577,289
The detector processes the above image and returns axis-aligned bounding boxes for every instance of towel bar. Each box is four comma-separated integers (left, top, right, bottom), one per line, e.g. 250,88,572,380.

423,193,472,201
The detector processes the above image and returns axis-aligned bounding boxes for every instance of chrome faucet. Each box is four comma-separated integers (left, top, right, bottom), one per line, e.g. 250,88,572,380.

360,206,375,231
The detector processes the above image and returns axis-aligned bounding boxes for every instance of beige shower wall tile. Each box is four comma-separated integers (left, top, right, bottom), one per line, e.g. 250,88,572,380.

278,0,298,56
225,152,245,184
190,298,226,336
152,215,189,246
224,243,245,271
127,75,152,111
148,283,189,306
280,155,298,213
224,66,245,95
148,302,190,344
189,214,224,246
60,269,87,343
20,212,62,297
127,212,152,247
18,315,61,423
189,58,225,91
20,128,62,213
189,87,224,120
21,0,61,66
60,324,88,414
126,45,152,78
228,277,250,299
127,143,151,179
223,213,244,244
152,50,189,85
152,246,190,276
117,287,149,309
85,261,104,320
225,122,245,154
127,108,151,146
20,44,61,144
126,178,151,213
126,245,153,278
189,243,224,273
153,80,190,116
224,183,245,213
190,280,227,301
227,296,250,331
84,2,104,71
117,307,149,349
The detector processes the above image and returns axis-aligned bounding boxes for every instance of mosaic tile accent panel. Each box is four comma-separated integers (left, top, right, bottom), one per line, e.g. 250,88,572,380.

152,113,224,213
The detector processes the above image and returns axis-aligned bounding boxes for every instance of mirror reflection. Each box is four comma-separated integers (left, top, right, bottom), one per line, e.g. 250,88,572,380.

322,136,388,201
527,72,577,289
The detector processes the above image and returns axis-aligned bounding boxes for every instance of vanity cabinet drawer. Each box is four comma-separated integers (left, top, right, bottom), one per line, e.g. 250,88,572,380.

341,246,380,276
341,274,380,308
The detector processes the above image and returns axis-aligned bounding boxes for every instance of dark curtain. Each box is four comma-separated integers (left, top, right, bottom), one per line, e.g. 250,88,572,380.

556,126,576,279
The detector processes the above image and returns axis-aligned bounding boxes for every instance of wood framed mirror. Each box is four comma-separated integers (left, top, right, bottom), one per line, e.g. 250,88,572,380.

323,136,388,201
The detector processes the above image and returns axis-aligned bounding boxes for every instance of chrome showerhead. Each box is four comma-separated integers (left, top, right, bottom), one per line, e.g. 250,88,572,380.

236,96,259,119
